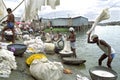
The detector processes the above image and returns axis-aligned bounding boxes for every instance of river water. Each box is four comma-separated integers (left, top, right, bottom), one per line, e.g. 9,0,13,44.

75,25,120,80
0,25,119,80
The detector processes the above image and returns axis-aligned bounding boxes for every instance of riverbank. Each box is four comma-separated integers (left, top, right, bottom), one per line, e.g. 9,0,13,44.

0,50,90,80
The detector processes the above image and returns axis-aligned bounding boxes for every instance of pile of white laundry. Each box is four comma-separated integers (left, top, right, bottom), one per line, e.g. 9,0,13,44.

24,36,45,53
0,49,17,78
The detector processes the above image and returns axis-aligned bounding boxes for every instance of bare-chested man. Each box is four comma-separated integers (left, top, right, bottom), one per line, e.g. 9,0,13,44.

67,27,77,58
87,32,115,68
1,8,15,43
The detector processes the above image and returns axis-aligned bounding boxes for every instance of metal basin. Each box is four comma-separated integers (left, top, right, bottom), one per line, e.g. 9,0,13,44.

7,44,27,56
89,66,118,80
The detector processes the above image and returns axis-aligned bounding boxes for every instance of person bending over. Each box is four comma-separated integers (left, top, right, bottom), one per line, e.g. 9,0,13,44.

87,32,115,68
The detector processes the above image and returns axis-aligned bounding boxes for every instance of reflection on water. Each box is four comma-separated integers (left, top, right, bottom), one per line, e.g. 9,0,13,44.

76,25,120,80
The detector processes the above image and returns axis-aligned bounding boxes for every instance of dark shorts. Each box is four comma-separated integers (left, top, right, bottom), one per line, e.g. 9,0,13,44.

105,53,115,58
7,22,14,29
111,54,115,58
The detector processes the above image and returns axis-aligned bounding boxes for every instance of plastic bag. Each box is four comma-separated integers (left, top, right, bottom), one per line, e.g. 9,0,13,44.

26,53,47,65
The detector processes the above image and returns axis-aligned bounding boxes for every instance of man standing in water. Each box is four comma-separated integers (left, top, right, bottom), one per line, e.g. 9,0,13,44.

87,32,115,68
1,8,15,43
67,27,77,58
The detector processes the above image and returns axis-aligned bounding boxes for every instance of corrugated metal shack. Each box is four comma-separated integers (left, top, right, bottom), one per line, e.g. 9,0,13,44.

41,16,89,31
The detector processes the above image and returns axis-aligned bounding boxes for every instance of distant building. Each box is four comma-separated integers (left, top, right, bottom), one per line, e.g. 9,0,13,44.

42,16,88,27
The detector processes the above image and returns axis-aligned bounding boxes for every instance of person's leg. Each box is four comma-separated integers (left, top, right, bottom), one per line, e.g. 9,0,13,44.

1,27,8,41
98,53,107,66
107,58,113,68
11,28,15,43
107,54,114,68
71,42,77,58
71,48,77,58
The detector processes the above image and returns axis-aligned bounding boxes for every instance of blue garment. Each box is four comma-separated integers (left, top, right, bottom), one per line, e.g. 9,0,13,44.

7,22,14,29
105,53,115,58
111,53,115,58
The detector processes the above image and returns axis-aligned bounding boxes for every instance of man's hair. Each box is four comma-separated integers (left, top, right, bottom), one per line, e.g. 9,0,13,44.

7,8,12,12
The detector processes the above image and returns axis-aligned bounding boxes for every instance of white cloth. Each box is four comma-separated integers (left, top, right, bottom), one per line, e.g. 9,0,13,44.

87,8,110,35
30,58,63,80
24,37,45,53
0,49,17,78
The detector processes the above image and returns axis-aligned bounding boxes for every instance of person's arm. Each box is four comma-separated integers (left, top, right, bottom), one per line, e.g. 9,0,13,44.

87,32,95,43
2,14,9,23
2,15,9,23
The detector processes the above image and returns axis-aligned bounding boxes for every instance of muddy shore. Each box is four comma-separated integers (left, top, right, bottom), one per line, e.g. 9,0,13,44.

0,51,90,80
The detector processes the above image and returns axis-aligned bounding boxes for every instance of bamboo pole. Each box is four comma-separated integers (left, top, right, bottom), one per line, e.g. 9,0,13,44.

13,0,24,12
0,0,25,22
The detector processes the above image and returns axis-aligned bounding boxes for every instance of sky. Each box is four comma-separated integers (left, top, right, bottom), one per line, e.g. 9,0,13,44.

3,0,120,21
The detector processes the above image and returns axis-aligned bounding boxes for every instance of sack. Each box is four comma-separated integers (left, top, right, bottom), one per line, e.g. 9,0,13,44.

30,59,63,80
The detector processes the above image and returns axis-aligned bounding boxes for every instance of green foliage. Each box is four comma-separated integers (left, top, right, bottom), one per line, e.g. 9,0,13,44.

44,28,68,33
